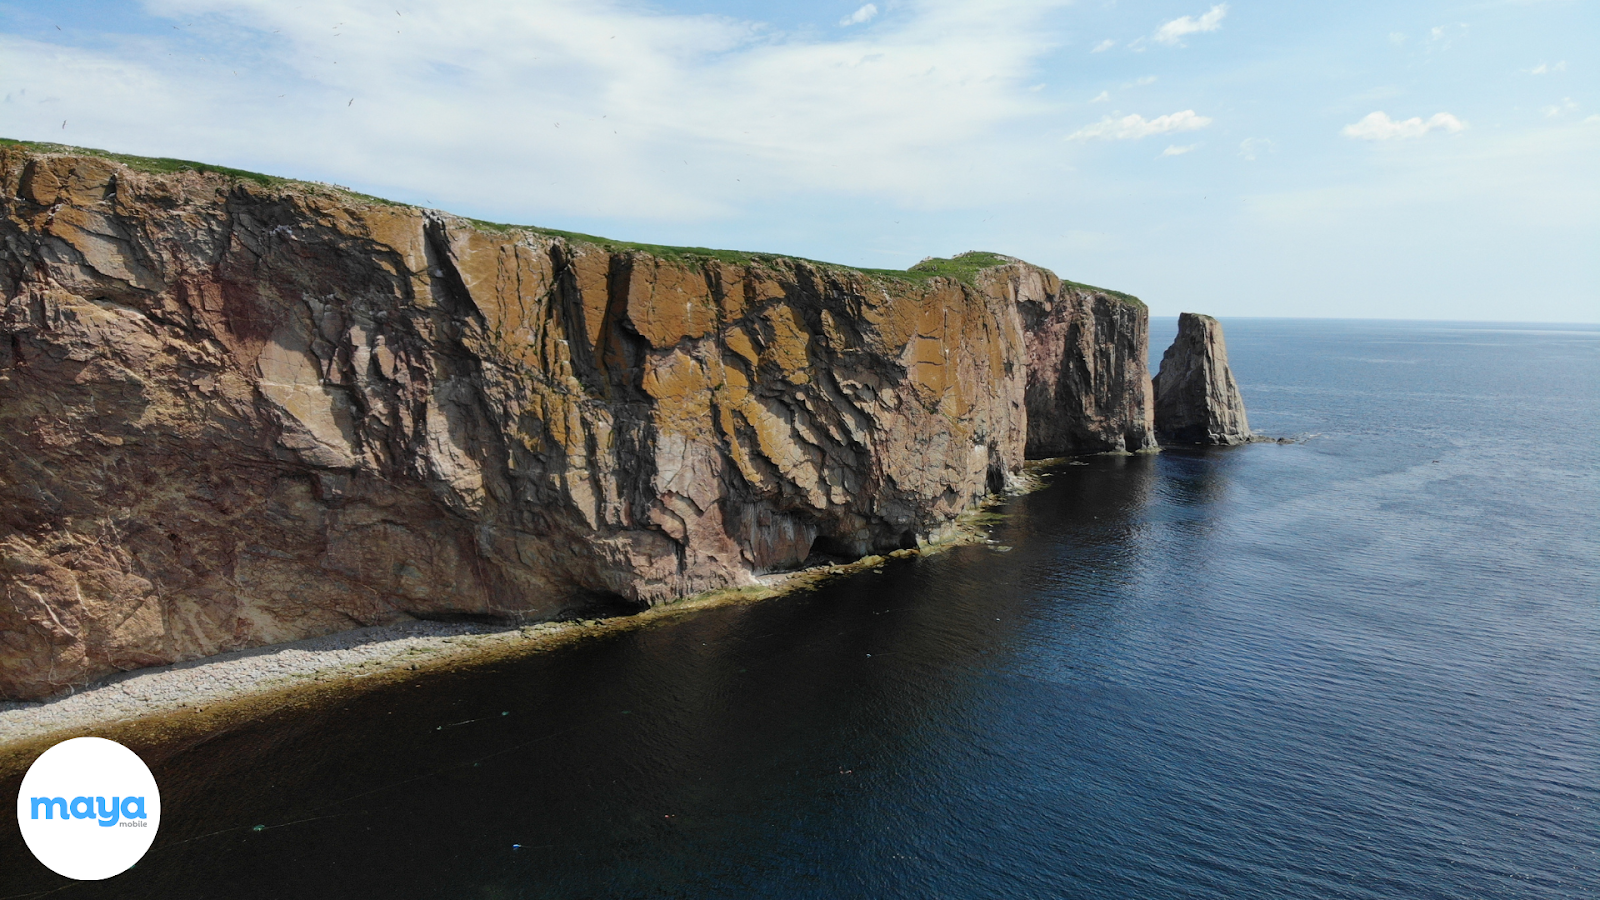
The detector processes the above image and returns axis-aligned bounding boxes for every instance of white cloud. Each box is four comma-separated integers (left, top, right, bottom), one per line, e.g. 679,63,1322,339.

1529,61,1567,75
1153,4,1228,46
1091,38,1116,53
1068,110,1212,141
1544,98,1579,118
1090,91,1110,103
1161,144,1196,156
840,4,878,27
1342,111,1467,140
1238,137,1275,160
1427,23,1467,51
2,0,1079,222
1388,32,1406,46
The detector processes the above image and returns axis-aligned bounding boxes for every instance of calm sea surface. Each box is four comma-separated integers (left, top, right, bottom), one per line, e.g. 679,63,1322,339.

3,319,1597,899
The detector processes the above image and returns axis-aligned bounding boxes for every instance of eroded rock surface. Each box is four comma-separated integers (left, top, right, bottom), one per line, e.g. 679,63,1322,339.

1152,312,1250,445
981,262,1156,456
0,148,1153,699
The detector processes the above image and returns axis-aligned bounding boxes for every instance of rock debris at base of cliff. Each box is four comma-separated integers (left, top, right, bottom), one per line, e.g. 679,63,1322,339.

0,145,1173,700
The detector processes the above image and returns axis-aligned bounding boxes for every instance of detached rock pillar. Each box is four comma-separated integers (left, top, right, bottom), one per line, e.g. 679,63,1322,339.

1153,313,1250,445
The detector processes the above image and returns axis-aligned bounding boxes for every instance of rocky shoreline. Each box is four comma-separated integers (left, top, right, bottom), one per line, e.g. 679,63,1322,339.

0,523,994,765
0,141,1258,711
0,618,520,754
0,143,1157,702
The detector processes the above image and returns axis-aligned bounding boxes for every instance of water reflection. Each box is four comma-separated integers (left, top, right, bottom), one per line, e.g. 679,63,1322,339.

0,457,1173,900
3,324,1595,900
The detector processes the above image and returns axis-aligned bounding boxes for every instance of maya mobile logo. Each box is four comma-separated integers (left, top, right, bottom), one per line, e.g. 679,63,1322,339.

15,737,162,880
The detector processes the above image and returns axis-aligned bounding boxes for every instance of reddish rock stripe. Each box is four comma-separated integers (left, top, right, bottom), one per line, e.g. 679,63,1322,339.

0,148,1153,700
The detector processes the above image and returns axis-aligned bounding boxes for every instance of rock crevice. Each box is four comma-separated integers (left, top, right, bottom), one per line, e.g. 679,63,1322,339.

1,147,1158,699
1153,312,1250,445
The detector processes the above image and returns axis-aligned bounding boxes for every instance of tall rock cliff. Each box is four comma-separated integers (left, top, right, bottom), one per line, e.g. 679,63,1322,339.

0,145,1152,699
1152,312,1250,445
982,262,1156,457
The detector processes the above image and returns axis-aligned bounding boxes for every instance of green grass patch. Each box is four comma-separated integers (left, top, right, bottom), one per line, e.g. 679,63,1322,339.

521,225,775,268
0,137,412,209
1,137,285,187
908,251,1144,307
3,138,1136,299
1062,278,1145,309
907,251,1017,285
478,222,948,285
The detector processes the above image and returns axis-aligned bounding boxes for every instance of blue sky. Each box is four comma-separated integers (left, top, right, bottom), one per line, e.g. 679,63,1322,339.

3,1,1595,321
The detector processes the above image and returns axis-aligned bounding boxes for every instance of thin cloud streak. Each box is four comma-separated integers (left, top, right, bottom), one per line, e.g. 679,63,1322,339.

840,4,878,26
1342,111,1466,140
1068,110,1212,141
8,0,1075,220
1154,4,1228,46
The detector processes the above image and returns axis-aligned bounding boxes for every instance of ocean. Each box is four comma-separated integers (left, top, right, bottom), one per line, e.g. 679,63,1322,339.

3,318,1596,899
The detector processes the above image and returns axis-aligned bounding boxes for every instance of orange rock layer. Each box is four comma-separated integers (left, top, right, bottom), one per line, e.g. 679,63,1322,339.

0,149,1152,699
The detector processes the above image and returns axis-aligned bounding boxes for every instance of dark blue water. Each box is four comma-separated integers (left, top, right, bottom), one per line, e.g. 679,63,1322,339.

3,319,1597,899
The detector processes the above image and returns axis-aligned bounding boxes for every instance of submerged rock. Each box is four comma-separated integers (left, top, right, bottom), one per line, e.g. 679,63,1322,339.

1153,313,1250,445
0,146,1156,699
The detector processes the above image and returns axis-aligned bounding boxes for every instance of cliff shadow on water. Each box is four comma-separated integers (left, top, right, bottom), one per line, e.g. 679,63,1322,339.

7,320,1593,900
0,453,1179,900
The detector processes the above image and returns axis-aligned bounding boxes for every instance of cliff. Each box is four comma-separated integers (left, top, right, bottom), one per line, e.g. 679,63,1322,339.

1153,312,1250,445
0,143,1152,699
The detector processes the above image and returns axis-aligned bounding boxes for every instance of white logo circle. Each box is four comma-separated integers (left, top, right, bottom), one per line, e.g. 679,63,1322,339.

15,737,162,880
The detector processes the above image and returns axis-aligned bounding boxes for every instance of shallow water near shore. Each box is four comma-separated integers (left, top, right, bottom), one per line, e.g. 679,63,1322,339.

3,318,1597,899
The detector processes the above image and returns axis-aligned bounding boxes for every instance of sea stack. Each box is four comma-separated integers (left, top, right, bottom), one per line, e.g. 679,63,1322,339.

1153,313,1250,445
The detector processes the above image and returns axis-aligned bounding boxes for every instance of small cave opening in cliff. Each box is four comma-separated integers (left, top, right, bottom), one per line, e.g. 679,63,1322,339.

554,589,646,621
802,534,860,568
986,456,1007,495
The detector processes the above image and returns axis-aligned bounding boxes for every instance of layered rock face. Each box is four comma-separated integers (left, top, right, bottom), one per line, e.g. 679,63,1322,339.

983,263,1156,456
0,148,1151,699
1152,312,1250,445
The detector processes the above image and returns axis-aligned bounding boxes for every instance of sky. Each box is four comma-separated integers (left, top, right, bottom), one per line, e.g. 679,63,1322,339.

2,0,1596,321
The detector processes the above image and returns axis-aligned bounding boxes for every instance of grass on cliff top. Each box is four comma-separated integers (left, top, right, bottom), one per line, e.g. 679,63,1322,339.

909,252,1143,306
2,137,1141,303
0,137,410,209
1062,279,1143,307
909,251,1017,283
2,137,287,187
